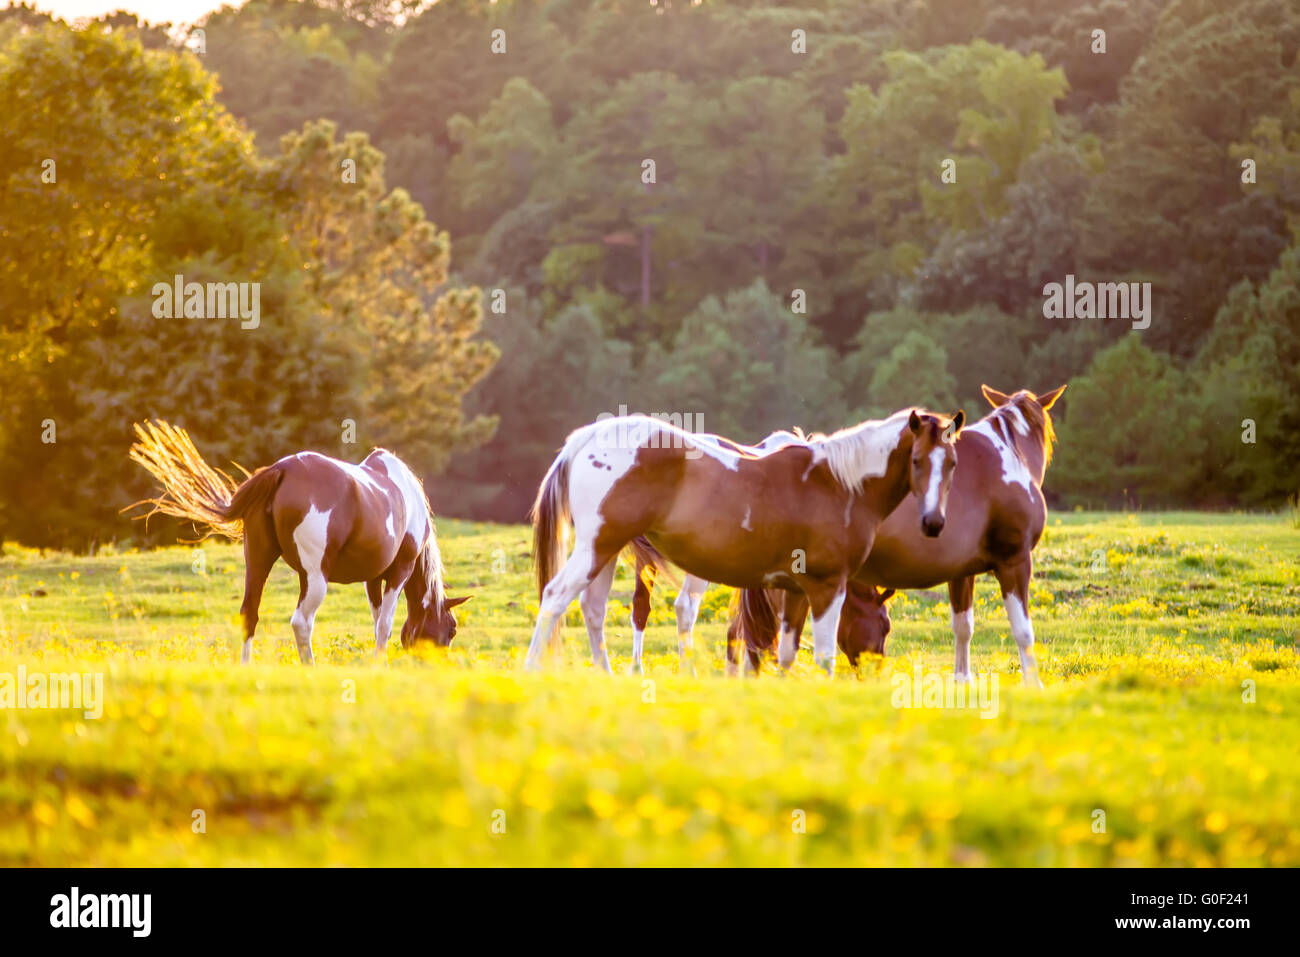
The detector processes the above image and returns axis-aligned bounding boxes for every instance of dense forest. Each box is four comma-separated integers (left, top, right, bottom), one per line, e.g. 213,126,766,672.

1,0,1298,547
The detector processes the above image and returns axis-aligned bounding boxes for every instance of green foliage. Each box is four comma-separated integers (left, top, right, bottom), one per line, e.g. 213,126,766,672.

646,281,848,439
3,0,1299,538
0,26,495,547
1054,336,1207,506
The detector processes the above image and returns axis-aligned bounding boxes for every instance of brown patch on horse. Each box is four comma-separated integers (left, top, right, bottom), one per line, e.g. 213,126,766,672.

726,581,893,673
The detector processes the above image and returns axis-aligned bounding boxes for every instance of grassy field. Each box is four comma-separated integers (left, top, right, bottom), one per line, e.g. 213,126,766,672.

1,512,1297,866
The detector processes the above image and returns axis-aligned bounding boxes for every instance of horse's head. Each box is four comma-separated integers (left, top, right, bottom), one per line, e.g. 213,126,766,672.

840,582,896,665
401,595,471,648
906,409,964,537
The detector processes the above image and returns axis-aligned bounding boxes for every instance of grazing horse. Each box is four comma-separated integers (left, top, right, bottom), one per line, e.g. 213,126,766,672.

128,421,469,665
621,538,892,675
724,580,895,675
525,408,963,676
738,385,1065,686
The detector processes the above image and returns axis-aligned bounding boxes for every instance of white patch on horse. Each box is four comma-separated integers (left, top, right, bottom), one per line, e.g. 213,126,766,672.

968,420,1034,495
741,505,753,531
809,410,909,490
290,505,332,663
921,446,947,514
292,451,387,496
1005,406,1031,437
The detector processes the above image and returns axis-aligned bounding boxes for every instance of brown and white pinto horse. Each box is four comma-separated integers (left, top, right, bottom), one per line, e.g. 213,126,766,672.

128,421,469,665
724,580,895,674
525,408,963,676
741,385,1065,686
858,385,1064,686
623,541,893,674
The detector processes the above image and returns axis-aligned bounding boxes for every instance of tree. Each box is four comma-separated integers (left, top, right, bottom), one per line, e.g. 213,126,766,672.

646,280,848,440
1053,336,1207,506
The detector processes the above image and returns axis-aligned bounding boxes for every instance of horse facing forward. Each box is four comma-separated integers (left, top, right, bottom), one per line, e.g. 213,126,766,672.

526,408,963,676
729,384,1066,686
128,421,469,665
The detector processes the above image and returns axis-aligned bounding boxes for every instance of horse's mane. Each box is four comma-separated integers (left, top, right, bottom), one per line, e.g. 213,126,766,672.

986,395,1057,469
801,410,913,493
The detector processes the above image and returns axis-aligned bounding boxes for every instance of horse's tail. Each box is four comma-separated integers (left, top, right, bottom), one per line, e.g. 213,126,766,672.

127,420,280,542
623,536,678,589
729,587,782,657
530,439,576,600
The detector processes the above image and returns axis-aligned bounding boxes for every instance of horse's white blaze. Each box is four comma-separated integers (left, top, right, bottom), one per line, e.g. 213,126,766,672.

290,505,331,664
967,421,1034,495
921,446,947,515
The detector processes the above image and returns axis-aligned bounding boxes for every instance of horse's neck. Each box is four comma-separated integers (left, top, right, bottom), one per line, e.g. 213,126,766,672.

404,546,441,613
861,428,913,515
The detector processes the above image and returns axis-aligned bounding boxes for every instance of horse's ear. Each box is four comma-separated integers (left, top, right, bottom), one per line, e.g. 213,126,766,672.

444,595,472,609
949,410,965,434
880,587,897,603
1037,384,1067,411
981,384,1010,408
908,410,922,434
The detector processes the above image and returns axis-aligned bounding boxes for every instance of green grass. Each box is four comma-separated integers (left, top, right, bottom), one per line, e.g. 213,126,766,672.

1,512,1297,865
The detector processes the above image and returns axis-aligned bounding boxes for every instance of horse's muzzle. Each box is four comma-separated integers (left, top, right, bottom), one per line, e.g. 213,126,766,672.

921,516,945,537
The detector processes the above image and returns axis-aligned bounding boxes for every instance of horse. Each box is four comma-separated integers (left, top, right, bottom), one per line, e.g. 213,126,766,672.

128,421,469,665
724,580,895,675
621,538,892,675
614,427,816,674
525,407,963,676
732,384,1065,687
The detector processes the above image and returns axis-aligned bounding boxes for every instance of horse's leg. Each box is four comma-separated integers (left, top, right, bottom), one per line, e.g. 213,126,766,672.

993,557,1042,688
777,591,809,671
579,558,616,673
524,544,604,671
725,616,741,677
673,574,709,674
288,511,333,666
949,575,976,683
239,517,279,665
367,570,406,663
804,580,848,676
629,555,652,675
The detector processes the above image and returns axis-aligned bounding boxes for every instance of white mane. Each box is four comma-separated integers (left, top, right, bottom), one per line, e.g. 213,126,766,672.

805,410,912,492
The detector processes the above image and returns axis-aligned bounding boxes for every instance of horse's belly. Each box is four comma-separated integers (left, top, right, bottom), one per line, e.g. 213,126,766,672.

861,525,987,589
330,539,401,584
